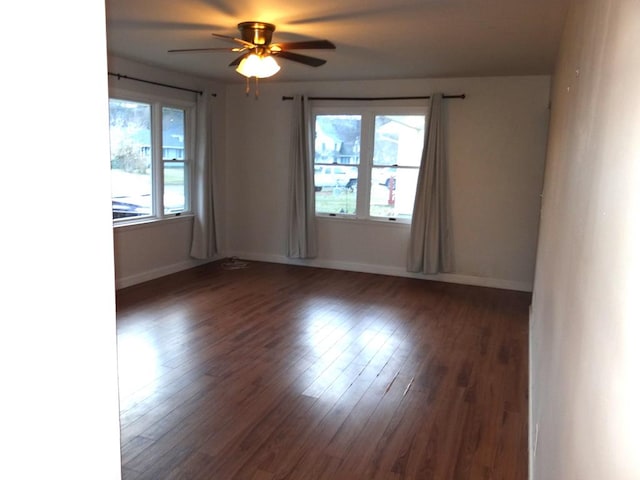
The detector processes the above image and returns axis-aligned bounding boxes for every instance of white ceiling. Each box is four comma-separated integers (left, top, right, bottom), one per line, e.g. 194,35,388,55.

105,0,571,84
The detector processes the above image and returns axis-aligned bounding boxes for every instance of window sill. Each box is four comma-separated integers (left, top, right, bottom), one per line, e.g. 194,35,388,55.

316,215,411,227
113,213,194,233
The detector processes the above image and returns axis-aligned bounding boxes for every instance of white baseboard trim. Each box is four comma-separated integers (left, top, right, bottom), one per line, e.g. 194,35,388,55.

223,251,533,292
529,304,535,480
115,257,218,290
115,252,533,293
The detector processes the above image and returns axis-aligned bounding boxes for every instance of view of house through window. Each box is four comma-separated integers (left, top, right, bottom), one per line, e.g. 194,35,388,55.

314,115,360,215
109,97,192,222
371,115,425,218
313,108,426,222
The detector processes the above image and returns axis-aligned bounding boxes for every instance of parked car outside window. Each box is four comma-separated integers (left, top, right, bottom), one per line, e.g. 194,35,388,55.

314,165,357,192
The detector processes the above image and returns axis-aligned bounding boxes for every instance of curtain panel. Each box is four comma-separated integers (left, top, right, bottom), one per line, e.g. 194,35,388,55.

287,95,318,258
407,93,453,274
190,91,218,259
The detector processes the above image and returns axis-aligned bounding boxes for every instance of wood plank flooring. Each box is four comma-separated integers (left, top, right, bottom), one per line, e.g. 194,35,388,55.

116,260,530,480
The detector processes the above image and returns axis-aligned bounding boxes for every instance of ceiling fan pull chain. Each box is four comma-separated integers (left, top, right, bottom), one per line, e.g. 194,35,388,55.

255,77,259,99
245,76,250,96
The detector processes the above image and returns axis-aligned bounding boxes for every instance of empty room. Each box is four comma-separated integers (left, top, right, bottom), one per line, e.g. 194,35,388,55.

3,1,639,480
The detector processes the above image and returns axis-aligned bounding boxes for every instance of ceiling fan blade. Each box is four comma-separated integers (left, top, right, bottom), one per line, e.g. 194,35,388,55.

272,40,336,50
273,51,327,67
168,47,243,53
229,52,250,67
211,33,255,48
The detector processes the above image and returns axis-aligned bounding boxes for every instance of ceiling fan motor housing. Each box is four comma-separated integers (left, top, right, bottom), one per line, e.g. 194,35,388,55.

238,22,275,46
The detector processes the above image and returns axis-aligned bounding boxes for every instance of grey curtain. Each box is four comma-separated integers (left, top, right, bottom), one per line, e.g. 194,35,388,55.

190,90,218,259
287,95,318,258
407,93,452,274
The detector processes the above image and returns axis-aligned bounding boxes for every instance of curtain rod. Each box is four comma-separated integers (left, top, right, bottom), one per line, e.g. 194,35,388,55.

282,94,465,101
108,72,216,97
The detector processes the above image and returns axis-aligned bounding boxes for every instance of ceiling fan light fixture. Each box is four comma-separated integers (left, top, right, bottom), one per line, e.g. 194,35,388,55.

235,53,281,78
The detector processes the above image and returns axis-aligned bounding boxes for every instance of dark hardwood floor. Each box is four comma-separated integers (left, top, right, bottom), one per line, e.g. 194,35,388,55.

116,260,530,480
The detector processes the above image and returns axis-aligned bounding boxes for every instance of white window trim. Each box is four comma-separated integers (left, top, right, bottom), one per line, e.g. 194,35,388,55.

109,87,196,226
312,103,428,224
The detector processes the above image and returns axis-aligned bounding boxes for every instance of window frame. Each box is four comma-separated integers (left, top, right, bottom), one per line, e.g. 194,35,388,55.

109,88,196,226
312,103,428,224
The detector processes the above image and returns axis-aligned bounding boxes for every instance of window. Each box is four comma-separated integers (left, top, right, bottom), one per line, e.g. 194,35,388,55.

109,94,194,222
313,106,426,222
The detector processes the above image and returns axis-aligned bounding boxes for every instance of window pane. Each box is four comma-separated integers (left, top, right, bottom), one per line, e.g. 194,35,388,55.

162,107,185,160
373,115,425,167
162,107,187,214
314,115,361,165
109,99,152,219
315,166,358,215
164,162,186,214
370,167,419,219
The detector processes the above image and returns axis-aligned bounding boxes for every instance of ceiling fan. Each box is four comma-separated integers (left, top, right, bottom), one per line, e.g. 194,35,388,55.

168,21,336,79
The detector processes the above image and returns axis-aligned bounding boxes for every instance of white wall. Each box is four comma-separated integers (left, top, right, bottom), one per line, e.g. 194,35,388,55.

1,0,121,478
108,56,227,288
113,216,197,285
224,76,550,291
530,0,640,478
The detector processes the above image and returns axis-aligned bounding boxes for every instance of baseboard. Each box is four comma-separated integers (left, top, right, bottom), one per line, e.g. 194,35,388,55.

115,257,218,289
115,252,533,292
529,304,535,480
223,251,533,292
